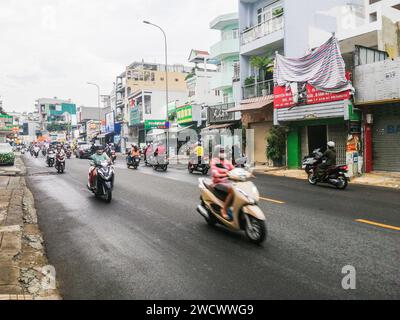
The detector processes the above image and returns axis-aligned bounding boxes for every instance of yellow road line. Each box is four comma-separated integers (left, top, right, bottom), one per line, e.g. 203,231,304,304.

259,197,285,204
355,219,400,231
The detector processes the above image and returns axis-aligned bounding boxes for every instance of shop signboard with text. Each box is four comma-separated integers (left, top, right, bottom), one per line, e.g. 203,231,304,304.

176,105,193,124
145,120,168,130
274,85,350,109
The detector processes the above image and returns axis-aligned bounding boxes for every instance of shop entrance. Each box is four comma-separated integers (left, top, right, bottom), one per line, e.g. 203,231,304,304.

308,125,327,154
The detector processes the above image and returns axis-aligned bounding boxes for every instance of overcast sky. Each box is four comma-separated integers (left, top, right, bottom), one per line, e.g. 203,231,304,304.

0,0,237,113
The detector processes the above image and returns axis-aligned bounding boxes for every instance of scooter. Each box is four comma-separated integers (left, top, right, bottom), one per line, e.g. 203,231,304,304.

307,155,349,190
33,146,40,158
127,155,140,169
46,151,56,167
188,156,210,175
149,154,169,172
55,154,66,174
66,149,72,159
197,167,267,244
88,160,115,203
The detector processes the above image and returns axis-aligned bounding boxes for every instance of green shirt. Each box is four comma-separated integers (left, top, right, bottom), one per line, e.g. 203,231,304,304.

90,153,110,164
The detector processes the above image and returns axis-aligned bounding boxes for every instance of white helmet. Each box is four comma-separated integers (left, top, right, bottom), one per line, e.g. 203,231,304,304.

327,141,335,148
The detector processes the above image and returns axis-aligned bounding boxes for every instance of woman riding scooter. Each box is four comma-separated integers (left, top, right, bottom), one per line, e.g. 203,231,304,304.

211,145,235,220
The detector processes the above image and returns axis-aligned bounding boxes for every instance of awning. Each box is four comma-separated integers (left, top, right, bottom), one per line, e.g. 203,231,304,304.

203,123,233,130
227,95,274,113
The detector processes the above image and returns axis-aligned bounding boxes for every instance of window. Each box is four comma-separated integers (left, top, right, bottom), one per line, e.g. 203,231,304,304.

223,93,229,104
369,12,377,22
257,4,283,24
132,72,139,81
144,71,150,81
144,95,152,115
232,28,239,39
151,72,155,81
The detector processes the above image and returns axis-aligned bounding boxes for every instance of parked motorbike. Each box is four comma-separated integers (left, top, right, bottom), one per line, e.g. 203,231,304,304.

302,149,323,174
55,153,66,174
88,160,115,203
306,154,349,190
197,167,267,244
46,151,56,167
127,155,140,169
188,156,209,175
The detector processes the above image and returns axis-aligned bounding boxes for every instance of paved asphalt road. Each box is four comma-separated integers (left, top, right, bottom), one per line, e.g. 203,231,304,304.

24,154,400,300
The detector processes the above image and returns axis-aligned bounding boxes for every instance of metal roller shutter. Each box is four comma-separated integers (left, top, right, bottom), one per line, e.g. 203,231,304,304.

328,123,347,165
372,109,400,172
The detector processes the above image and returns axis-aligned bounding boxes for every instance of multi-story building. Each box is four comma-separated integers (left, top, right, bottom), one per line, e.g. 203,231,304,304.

121,61,191,146
238,0,400,169
201,13,244,142
35,97,77,141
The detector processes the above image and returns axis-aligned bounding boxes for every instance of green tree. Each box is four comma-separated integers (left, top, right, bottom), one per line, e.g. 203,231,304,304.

266,126,287,167
250,53,274,83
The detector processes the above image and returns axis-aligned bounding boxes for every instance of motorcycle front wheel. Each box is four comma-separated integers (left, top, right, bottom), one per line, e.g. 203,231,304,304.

105,190,112,203
244,215,266,244
308,173,318,185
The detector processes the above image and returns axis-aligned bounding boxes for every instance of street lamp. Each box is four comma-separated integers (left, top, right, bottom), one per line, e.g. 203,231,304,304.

143,20,169,155
87,82,101,122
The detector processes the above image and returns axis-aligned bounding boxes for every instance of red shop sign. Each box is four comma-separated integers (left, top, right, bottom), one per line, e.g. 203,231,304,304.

306,84,350,105
274,86,294,109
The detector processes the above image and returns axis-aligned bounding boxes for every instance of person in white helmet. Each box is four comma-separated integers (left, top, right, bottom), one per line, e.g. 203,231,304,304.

317,141,337,180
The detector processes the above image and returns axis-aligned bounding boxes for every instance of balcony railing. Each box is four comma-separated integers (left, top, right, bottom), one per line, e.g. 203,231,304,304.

242,79,274,100
241,15,284,46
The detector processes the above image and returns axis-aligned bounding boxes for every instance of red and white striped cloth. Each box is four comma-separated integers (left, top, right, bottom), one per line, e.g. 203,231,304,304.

274,36,353,93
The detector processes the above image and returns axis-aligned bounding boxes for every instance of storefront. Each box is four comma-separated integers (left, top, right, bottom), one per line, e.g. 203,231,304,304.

361,104,400,172
276,100,361,175
354,57,400,173
228,95,274,165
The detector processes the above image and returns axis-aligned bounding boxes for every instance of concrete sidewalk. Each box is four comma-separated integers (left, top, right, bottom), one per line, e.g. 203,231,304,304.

0,157,60,300
254,166,400,189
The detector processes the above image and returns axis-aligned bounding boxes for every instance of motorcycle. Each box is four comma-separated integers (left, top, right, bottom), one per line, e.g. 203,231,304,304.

149,153,168,172
188,156,209,175
55,153,66,174
306,154,349,190
197,167,267,244
46,151,56,167
127,155,140,169
33,146,40,158
302,149,323,174
88,160,114,203
66,149,72,159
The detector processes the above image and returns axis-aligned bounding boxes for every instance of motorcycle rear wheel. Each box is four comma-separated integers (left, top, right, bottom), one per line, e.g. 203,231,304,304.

336,175,348,190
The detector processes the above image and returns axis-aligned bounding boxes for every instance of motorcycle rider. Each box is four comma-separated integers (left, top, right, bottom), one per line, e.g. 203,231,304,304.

88,146,111,189
211,145,235,220
55,144,66,157
317,141,337,180
131,144,140,158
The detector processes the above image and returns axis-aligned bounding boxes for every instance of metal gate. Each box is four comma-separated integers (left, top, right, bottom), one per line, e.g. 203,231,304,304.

328,123,347,165
372,111,400,172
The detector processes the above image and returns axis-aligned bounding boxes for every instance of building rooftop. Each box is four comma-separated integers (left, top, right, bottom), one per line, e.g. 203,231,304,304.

210,12,238,30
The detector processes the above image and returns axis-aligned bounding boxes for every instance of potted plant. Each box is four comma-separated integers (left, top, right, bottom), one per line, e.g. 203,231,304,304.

266,126,287,167
273,7,284,17
250,54,275,96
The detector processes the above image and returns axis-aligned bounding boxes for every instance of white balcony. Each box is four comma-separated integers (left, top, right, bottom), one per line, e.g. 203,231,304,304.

241,15,284,56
